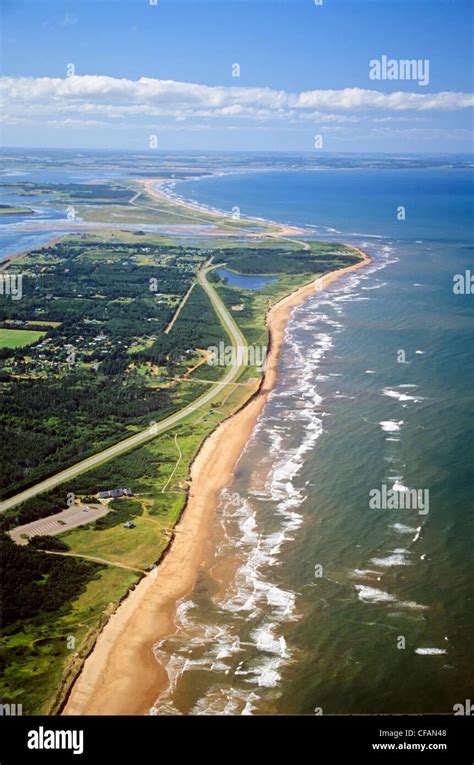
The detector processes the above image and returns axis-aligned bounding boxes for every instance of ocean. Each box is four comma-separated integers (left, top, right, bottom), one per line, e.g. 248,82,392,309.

150,165,474,715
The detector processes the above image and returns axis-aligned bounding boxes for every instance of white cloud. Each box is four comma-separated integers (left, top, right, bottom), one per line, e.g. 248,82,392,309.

1,75,472,130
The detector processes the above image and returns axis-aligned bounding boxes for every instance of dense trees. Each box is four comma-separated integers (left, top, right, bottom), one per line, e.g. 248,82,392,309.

212,246,359,275
0,240,209,498
0,372,173,498
28,535,69,552
0,535,103,628
137,284,227,366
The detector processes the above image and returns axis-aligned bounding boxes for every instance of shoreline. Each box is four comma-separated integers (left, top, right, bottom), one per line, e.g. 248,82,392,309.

63,246,371,716
1,235,65,268
141,177,307,238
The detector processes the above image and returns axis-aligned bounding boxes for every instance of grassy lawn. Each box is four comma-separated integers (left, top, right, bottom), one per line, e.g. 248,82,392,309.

0,328,46,349
63,513,169,570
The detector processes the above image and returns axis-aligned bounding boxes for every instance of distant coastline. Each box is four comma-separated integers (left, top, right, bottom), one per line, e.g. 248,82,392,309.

140,176,308,239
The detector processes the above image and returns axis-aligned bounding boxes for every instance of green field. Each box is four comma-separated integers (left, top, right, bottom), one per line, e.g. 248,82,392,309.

0,328,46,348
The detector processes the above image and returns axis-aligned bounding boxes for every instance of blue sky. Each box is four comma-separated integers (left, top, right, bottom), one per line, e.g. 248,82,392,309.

1,0,473,151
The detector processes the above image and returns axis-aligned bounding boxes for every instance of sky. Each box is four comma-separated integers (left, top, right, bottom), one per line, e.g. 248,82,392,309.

1,0,473,152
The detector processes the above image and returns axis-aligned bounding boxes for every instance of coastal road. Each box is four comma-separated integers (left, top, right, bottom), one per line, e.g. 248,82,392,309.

0,267,248,513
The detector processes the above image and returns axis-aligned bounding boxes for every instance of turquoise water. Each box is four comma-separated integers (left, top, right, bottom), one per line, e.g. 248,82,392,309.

217,267,276,290
152,164,474,715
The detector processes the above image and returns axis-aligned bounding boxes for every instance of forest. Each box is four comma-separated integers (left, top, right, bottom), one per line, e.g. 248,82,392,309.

0,534,103,630
0,238,228,498
211,245,360,274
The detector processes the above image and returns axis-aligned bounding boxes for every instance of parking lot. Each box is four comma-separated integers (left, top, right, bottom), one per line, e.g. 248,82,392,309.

9,503,108,545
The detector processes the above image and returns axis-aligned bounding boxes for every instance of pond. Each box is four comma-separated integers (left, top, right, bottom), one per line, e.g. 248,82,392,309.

217,267,277,291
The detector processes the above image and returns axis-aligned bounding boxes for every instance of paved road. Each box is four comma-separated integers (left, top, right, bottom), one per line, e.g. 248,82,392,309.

0,267,247,513
9,503,108,545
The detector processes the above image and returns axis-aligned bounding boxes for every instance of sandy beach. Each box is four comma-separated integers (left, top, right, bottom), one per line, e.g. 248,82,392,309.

63,246,371,716
141,177,306,238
